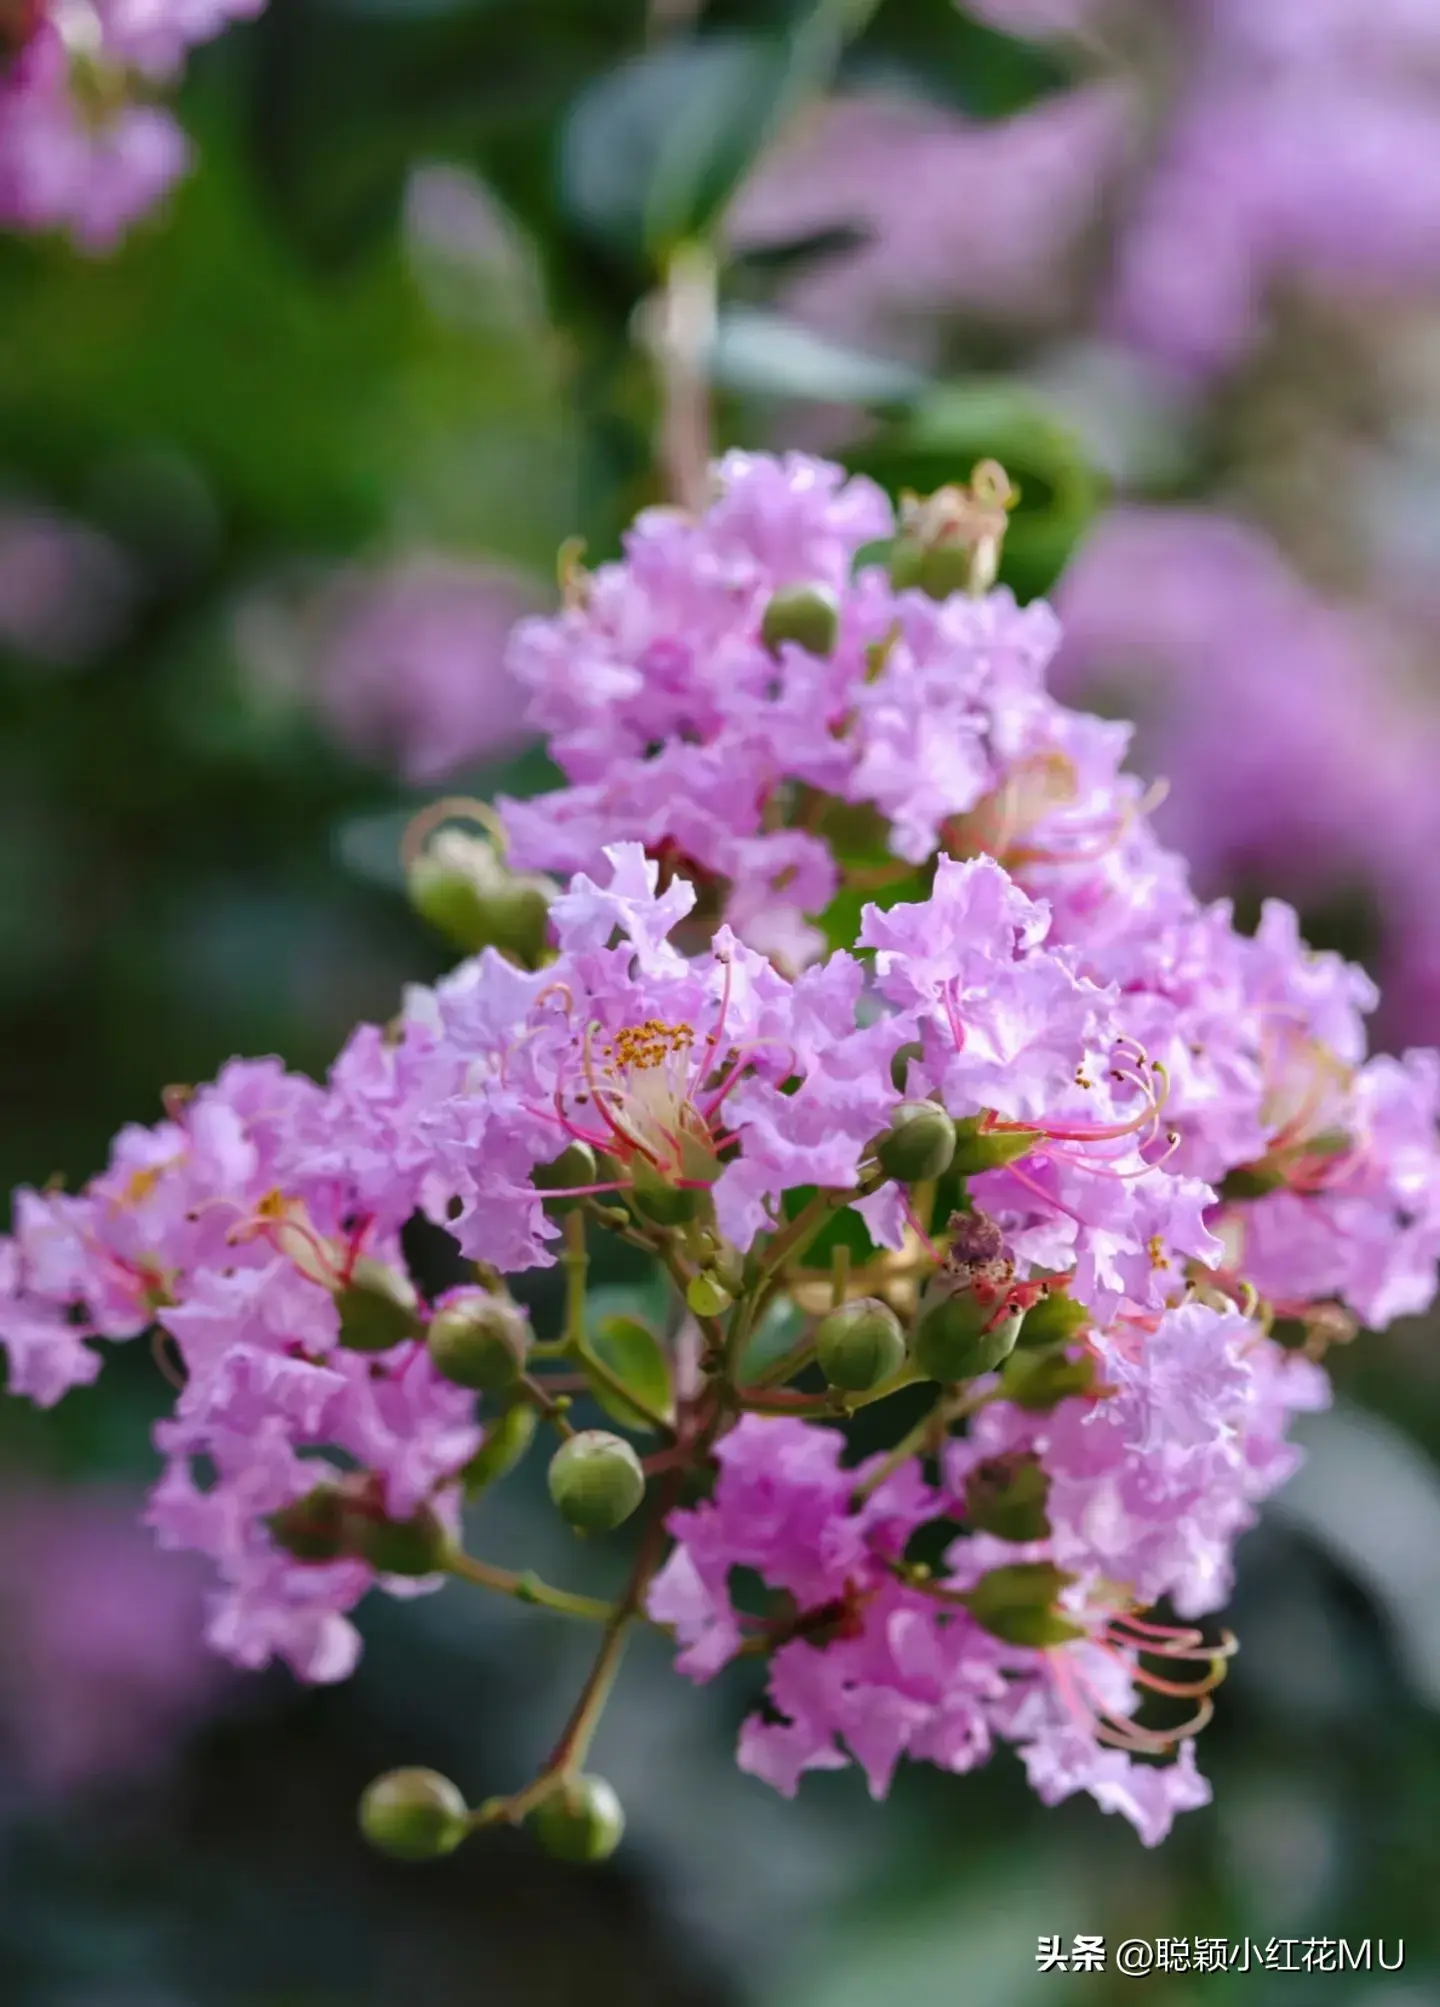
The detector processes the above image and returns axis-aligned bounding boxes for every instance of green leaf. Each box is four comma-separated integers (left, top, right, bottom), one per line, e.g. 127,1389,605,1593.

586,1314,675,1433
712,307,927,406
559,36,795,264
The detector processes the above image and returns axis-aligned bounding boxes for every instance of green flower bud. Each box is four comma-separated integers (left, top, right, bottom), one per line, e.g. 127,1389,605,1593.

1219,1162,1286,1201
1001,1346,1098,1412
1015,1287,1090,1350
630,1154,698,1226
959,1562,1085,1648
335,1258,424,1353
406,831,556,967
529,1773,625,1865
889,538,972,603
686,1270,733,1318
547,1429,646,1534
359,1768,469,1861
427,1296,529,1392
532,1141,598,1216
356,1500,451,1578
760,582,840,659
912,1286,1022,1383
964,1453,1051,1542
875,1101,957,1184
815,1297,906,1392
949,1117,1042,1177
267,1482,348,1563
461,1395,539,1496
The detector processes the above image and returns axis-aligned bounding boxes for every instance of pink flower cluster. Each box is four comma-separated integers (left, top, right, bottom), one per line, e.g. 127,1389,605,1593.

3,452,1438,1850
0,0,265,248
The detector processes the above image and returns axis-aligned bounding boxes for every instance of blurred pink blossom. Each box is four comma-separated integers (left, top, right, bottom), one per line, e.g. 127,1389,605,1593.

0,504,134,664
310,557,542,785
0,1481,228,1798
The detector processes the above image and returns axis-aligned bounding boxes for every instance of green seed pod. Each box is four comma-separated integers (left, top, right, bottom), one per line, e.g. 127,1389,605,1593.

427,1295,529,1392
530,1773,625,1865
406,831,555,967
815,1297,906,1393
335,1258,424,1353
461,1396,539,1497
875,1101,957,1184
267,1482,348,1563
532,1141,598,1216
1015,1288,1091,1350
760,582,840,659
949,1117,1042,1177
359,1768,469,1861
912,1287,1022,1383
630,1154,698,1226
547,1429,646,1534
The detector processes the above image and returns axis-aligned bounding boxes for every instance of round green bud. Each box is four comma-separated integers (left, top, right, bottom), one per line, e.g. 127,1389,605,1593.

875,1101,957,1184
427,1296,528,1392
760,583,840,660
530,1773,625,1865
890,539,972,603
406,831,555,968
815,1297,906,1393
359,1768,468,1862
336,1258,424,1353
267,1482,348,1563
532,1141,598,1216
686,1270,732,1318
629,1154,698,1226
355,1500,450,1578
547,1429,646,1534
912,1288,1022,1383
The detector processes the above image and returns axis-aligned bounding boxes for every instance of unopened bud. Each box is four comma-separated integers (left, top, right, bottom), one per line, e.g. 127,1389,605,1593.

949,1117,1041,1177
268,1482,348,1563
547,1429,645,1534
875,1101,957,1184
359,1768,468,1861
427,1294,529,1392
1001,1346,1097,1411
461,1394,539,1496
760,583,839,659
354,1499,450,1578
407,831,555,967
960,1562,1084,1648
529,1773,625,1864
1015,1288,1090,1350
964,1453,1051,1542
532,1141,598,1216
815,1297,906,1392
686,1270,732,1318
335,1258,424,1353
630,1154,698,1227
912,1284,1021,1383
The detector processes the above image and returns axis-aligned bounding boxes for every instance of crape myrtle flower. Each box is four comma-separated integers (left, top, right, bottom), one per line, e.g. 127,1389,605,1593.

2,454,1437,1854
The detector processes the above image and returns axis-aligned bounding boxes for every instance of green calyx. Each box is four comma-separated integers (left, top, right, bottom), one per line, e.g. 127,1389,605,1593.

949,1117,1041,1177
532,1141,598,1216
959,1562,1085,1648
875,1101,957,1184
359,1768,469,1862
629,1154,699,1226
815,1297,906,1393
547,1429,646,1534
427,1295,529,1392
529,1773,625,1865
1015,1288,1090,1349
760,582,840,659
335,1258,424,1353
912,1286,1022,1383
963,1453,1051,1542
268,1475,449,1577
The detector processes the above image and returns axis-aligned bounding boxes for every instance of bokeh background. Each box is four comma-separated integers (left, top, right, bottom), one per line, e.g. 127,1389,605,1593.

4,0,1440,2000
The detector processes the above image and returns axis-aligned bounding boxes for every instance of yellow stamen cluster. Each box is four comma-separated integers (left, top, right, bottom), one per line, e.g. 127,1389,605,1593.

606,1021,694,1072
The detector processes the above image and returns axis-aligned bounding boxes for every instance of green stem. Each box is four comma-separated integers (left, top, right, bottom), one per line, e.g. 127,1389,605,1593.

562,1211,677,1435
446,1550,615,1624
849,1383,997,1508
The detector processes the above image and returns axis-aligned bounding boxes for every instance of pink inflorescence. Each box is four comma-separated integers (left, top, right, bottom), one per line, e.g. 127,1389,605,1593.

0,0,266,249
4,452,1439,1849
